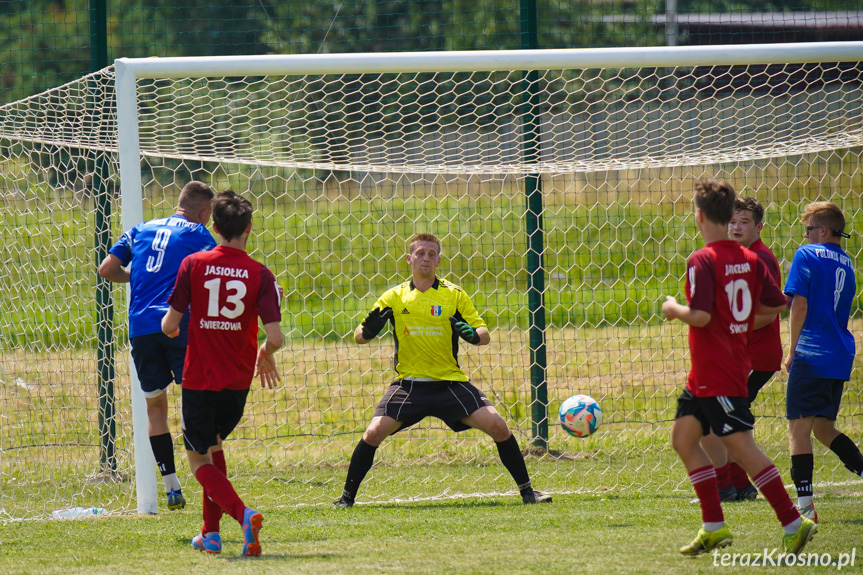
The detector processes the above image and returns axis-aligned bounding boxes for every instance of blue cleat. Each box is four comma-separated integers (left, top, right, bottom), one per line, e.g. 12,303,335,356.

167,489,186,511
241,507,263,557
191,531,222,554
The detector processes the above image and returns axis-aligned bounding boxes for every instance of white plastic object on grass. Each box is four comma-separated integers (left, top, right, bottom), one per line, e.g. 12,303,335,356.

51,506,105,519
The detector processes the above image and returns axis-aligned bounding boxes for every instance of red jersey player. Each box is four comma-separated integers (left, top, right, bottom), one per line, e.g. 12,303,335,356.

162,190,282,557
661,179,815,556
700,197,784,501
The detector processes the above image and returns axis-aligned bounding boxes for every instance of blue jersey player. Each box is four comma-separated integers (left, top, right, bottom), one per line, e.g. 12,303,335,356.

784,201,862,523
99,181,216,510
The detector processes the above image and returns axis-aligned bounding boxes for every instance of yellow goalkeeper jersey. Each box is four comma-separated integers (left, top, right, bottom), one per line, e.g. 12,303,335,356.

369,277,487,381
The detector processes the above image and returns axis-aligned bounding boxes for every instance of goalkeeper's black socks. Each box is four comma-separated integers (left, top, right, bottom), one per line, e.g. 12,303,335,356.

150,432,176,476
829,433,863,477
790,453,814,499
496,434,531,491
341,438,378,501
150,432,182,492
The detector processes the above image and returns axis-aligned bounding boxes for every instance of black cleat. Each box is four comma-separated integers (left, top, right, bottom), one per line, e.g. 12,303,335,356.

333,496,354,509
522,490,552,504
735,483,758,501
718,484,738,502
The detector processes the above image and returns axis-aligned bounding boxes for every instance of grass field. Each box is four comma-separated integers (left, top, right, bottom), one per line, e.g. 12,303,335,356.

0,479,861,575
2,318,861,518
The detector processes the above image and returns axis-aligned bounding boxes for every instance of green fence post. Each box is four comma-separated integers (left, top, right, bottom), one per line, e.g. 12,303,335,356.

520,0,548,450
91,0,116,474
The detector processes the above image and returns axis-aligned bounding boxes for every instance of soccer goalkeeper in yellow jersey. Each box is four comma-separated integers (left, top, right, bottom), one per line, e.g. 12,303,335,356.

333,233,551,508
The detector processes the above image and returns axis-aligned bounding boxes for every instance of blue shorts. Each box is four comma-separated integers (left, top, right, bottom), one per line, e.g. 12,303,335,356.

130,332,187,397
786,367,845,420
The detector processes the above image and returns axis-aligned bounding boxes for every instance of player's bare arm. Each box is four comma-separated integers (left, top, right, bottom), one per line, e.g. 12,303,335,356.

661,295,711,327
755,302,787,317
752,313,778,330
784,294,808,371
255,321,283,389
354,324,370,344
161,306,184,338
97,253,131,283
475,327,490,346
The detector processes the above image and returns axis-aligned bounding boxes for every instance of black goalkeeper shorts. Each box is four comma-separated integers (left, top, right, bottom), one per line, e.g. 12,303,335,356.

373,379,493,433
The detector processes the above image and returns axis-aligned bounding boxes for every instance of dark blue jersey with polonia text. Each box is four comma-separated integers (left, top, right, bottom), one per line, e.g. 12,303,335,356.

109,214,216,337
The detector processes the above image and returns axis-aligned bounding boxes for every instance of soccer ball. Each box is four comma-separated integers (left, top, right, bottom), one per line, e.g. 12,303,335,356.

559,394,602,438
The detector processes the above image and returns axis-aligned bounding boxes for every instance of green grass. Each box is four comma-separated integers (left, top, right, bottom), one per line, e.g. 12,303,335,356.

1,481,861,575
2,320,862,518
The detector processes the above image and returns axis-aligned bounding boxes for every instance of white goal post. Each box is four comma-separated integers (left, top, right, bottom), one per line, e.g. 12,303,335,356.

1,41,861,521
113,41,863,514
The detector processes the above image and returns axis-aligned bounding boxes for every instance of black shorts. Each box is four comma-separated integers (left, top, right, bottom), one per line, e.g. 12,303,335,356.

182,387,249,454
786,369,845,420
373,379,493,433
130,332,187,397
747,370,777,405
675,388,755,437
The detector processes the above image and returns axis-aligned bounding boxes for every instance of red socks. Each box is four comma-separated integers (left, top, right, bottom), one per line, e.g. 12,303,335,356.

195,462,246,525
729,462,750,490
753,465,800,527
690,466,724,523
200,451,228,534
715,462,732,489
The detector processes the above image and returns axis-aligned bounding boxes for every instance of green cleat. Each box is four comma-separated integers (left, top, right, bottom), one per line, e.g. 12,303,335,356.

783,518,817,555
679,526,733,556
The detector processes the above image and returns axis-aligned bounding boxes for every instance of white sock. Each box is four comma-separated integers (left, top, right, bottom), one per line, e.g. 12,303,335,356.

798,495,813,508
784,517,802,534
703,521,725,532
163,473,181,493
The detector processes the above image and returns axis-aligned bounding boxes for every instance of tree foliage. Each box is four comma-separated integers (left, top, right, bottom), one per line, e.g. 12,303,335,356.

0,0,849,103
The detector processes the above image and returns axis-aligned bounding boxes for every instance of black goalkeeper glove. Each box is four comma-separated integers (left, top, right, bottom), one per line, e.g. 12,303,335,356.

360,307,393,340
450,316,480,344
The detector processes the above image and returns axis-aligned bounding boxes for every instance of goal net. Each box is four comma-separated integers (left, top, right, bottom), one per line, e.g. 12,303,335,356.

2,43,862,519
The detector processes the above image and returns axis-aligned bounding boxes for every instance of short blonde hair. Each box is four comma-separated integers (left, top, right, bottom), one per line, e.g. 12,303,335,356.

408,233,441,254
177,180,214,211
802,201,848,238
